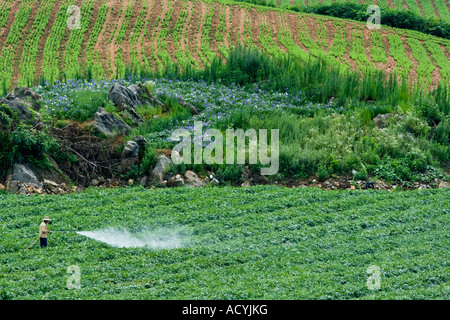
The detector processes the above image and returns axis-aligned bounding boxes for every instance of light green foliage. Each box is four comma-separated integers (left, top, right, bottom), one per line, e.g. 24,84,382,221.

0,186,448,299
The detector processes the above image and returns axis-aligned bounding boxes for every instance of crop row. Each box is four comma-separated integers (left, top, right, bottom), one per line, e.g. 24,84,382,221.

0,0,15,28
199,2,218,64
387,34,413,77
64,0,96,80
369,31,387,64
407,38,435,86
42,0,71,84
216,5,229,58
0,0,33,94
18,0,55,87
424,41,450,87
85,1,109,80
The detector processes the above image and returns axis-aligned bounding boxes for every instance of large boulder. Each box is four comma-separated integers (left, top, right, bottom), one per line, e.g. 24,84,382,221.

1,94,42,124
121,141,139,160
152,155,172,181
108,83,141,109
13,87,41,111
184,170,206,187
94,107,131,136
109,82,169,112
6,163,43,193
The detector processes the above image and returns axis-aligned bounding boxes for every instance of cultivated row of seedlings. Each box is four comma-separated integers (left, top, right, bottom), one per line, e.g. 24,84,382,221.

0,0,33,94
19,0,55,87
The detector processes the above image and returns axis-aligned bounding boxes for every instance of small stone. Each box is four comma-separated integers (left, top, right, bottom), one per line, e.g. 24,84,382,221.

128,179,134,186
438,181,449,188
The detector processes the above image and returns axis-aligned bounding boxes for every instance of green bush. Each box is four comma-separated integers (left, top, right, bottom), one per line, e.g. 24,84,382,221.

296,2,450,39
216,165,244,184
316,165,330,182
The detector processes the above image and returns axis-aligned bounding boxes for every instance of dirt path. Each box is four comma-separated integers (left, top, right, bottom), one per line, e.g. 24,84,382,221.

381,32,397,75
223,5,231,49
152,0,169,68
195,1,208,63
385,0,395,8
430,0,441,19
343,24,359,71
166,0,182,63
402,0,409,10
34,0,64,82
238,7,246,46
229,5,240,46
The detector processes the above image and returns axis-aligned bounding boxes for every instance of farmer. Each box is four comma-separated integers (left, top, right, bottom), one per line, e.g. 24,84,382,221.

39,216,51,248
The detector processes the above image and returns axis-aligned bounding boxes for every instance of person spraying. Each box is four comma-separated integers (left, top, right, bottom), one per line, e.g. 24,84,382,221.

39,216,51,248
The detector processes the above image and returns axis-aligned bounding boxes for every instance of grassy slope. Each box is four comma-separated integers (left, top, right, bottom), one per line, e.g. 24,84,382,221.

0,186,448,299
0,0,449,91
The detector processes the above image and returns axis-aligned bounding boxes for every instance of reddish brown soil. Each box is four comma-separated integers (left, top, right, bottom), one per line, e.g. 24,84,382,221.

223,5,231,49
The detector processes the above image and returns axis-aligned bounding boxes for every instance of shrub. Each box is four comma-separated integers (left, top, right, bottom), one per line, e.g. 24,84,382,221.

316,165,330,182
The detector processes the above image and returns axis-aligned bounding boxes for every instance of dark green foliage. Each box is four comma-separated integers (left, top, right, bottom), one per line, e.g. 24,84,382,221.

294,3,450,39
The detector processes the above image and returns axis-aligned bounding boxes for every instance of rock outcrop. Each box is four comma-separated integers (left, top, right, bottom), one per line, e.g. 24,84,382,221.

94,107,131,136
6,164,43,194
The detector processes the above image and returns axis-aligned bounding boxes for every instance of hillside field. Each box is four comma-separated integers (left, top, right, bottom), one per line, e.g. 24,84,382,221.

1,0,450,94
0,186,449,299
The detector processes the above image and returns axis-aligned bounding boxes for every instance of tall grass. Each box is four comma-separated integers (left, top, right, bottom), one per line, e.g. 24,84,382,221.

130,45,449,111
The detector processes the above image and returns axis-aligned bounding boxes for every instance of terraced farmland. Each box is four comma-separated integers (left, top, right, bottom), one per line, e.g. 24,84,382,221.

0,0,450,92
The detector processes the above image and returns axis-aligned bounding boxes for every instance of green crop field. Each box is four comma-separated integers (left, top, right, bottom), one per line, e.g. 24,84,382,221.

0,187,449,299
1,0,449,303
